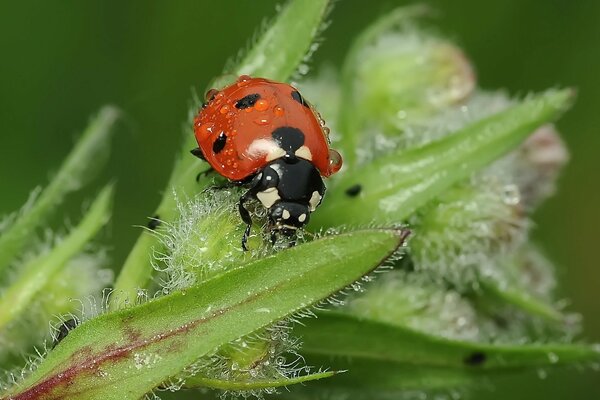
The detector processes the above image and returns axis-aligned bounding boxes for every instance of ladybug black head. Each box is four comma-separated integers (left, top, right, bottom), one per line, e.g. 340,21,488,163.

268,200,310,232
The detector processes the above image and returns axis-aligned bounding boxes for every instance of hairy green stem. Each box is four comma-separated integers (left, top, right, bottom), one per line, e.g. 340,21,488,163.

0,185,113,329
0,107,118,276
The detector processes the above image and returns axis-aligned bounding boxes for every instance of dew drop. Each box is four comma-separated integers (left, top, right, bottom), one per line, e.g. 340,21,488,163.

502,184,521,205
237,75,252,86
547,352,559,364
254,99,269,111
253,117,270,126
328,149,343,175
199,123,214,136
205,89,219,102
219,104,230,114
274,105,284,116
297,64,309,75
536,368,548,379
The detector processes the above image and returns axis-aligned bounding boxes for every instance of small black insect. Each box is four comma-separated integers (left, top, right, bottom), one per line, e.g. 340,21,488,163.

147,215,161,230
52,318,78,348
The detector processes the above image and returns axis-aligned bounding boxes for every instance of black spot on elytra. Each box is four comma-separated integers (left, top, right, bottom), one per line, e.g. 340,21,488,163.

345,184,362,197
213,132,227,154
464,351,487,366
271,127,305,156
291,90,309,107
53,318,78,348
235,93,260,109
147,215,161,230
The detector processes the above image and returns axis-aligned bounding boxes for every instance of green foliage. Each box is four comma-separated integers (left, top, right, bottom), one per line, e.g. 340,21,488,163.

0,107,118,276
2,230,404,400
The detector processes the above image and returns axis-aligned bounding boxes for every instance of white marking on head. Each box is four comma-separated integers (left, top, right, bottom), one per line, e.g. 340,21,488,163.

247,138,286,161
282,210,291,220
298,213,307,223
309,191,322,211
256,187,280,208
295,145,312,161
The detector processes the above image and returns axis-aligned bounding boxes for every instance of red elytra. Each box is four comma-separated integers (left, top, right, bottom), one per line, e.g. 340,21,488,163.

193,76,342,181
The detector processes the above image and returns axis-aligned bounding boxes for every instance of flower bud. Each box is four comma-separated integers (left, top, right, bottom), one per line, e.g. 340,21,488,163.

491,124,569,210
408,181,528,288
341,20,476,164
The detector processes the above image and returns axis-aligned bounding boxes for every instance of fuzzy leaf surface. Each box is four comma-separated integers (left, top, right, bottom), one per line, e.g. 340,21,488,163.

0,185,113,330
183,371,337,391
313,89,574,228
2,229,404,400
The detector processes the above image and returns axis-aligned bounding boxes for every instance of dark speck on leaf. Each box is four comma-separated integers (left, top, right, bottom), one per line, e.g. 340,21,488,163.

464,351,487,366
345,184,362,197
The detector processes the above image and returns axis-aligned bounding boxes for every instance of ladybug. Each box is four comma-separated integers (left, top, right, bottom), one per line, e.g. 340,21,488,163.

192,75,343,250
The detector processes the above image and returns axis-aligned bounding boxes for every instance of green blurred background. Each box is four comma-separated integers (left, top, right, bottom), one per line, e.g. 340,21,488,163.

0,0,598,398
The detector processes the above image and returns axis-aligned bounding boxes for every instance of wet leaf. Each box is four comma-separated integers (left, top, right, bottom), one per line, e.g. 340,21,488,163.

2,229,405,400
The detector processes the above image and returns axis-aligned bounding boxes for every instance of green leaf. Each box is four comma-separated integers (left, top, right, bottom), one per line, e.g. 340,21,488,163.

216,0,331,88
312,89,574,228
292,312,600,394
479,278,565,323
0,185,114,331
183,371,338,391
2,229,405,400
0,107,119,276
112,0,332,305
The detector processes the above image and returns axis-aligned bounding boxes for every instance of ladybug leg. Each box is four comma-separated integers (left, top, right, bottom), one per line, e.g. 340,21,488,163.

239,191,255,251
237,172,274,250
190,147,206,161
196,167,215,183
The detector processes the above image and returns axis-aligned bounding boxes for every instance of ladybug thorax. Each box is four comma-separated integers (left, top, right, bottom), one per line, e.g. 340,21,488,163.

194,77,337,181
254,158,325,231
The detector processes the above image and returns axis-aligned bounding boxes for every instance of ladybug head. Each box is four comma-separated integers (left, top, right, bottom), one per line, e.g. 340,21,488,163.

268,200,311,235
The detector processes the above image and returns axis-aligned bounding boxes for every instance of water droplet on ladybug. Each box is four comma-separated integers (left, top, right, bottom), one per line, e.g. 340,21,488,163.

220,105,230,114
254,117,270,126
237,75,252,83
199,123,214,135
274,105,284,116
254,99,269,111
205,89,219,102
328,149,343,175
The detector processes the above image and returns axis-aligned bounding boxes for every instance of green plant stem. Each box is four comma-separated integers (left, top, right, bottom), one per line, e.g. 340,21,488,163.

0,185,113,330
111,0,331,308
0,107,119,276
